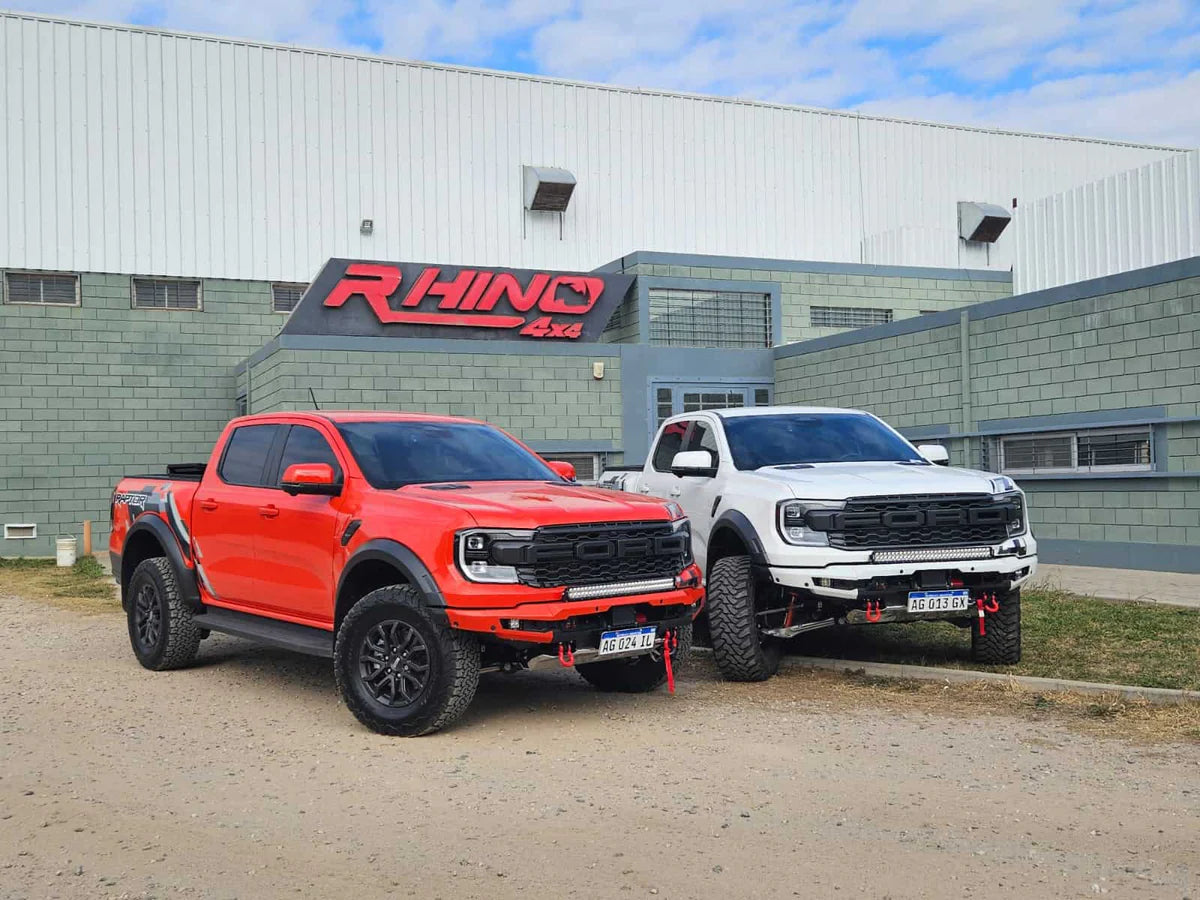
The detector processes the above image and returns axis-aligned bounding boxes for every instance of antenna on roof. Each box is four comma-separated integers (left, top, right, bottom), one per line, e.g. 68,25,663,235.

308,387,320,410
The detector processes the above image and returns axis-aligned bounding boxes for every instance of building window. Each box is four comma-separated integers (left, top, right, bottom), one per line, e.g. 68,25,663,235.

654,383,771,429
647,289,771,348
272,283,307,313
544,452,604,484
810,306,893,328
993,428,1153,474
132,278,201,310
4,271,79,306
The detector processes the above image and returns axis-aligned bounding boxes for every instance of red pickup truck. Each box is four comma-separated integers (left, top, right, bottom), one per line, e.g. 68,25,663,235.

110,412,703,736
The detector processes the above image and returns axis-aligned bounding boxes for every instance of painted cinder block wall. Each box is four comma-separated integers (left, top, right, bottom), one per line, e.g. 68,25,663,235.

773,257,1200,572
0,273,283,555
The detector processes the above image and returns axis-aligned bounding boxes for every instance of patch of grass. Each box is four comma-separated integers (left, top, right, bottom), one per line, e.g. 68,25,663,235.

0,555,118,613
789,587,1200,692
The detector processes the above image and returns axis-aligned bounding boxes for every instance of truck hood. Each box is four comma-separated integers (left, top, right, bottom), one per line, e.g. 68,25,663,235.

748,462,1004,499
396,480,674,528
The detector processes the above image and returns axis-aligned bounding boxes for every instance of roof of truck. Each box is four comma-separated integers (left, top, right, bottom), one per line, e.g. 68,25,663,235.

712,405,868,418
235,411,485,425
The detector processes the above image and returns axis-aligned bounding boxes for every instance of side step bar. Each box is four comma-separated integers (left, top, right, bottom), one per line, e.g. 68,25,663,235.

193,607,334,659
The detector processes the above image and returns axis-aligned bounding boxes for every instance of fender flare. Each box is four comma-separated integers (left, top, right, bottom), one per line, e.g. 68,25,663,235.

123,516,202,610
337,538,446,609
708,510,769,567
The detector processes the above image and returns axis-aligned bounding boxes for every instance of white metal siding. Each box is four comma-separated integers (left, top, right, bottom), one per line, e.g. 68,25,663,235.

1013,150,1200,294
1,12,1187,283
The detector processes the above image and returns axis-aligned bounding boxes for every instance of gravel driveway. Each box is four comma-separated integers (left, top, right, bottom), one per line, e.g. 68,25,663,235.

1,590,1196,899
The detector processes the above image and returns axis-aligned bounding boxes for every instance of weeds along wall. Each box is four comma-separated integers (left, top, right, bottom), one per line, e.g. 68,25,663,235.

774,257,1200,572
0,273,282,556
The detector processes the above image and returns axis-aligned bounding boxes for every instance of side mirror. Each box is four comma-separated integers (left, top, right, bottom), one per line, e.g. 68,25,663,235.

670,450,717,478
917,444,950,466
547,460,577,482
281,462,341,496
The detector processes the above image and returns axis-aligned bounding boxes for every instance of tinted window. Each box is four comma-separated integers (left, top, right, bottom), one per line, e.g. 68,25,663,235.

337,421,559,489
219,424,283,486
723,414,923,470
278,425,341,483
683,421,719,467
652,420,691,472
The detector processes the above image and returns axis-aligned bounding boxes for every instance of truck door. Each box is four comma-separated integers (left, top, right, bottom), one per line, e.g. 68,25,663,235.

254,423,345,627
637,419,693,501
190,423,285,605
671,418,724,571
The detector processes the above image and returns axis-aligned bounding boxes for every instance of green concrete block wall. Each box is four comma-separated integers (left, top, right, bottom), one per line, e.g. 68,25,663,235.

249,348,623,445
1,272,284,556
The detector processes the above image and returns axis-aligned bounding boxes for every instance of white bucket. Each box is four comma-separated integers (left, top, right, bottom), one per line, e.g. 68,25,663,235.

56,536,78,568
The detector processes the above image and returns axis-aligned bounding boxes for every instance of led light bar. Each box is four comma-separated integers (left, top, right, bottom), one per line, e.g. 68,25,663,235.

565,577,677,601
870,547,994,564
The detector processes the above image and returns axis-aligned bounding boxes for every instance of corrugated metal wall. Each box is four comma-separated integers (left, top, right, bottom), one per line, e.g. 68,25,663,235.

1013,150,1200,294
0,12,1186,283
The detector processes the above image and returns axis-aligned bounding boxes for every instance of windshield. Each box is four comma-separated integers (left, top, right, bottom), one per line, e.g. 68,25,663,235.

722,413,924,470
337,421,560,489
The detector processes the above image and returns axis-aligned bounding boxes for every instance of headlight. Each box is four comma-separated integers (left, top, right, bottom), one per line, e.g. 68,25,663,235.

1004,493,1026,536
777,500,845,546
456,529,533,583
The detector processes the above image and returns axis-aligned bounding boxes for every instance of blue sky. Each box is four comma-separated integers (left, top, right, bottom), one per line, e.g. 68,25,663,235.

14,0,1200,146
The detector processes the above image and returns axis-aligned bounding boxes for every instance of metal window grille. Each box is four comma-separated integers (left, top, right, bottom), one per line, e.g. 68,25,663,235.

681,391,746,414
995,428,1153,474
655,388,674,429
753,388,771,406
810,306,893,328
545,453,602,483
272,283,307,313
647,289,771,348
133,278,201,310
4,272,78,305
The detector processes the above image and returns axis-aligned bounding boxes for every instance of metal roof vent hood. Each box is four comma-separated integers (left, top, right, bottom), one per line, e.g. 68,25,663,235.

523,166,576,212
957,201,1012,242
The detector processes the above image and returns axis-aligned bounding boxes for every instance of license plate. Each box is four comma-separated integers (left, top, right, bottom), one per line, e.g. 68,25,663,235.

906,589,970,613
598,626,657,656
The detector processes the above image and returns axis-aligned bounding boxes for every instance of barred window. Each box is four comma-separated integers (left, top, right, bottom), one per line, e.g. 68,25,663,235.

545,453,603,484
682,390,745,414
272,283,307,313
133,278,201,310
648,289,771,348
996,428,1152,474
4,271,79,306
810,306,893,328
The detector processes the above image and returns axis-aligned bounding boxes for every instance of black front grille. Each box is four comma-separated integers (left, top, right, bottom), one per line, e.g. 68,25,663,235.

516,521,688,588
825,494,1017,550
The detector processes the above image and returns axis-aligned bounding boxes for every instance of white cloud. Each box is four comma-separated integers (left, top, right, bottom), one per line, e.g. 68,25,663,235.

9,0,1200,146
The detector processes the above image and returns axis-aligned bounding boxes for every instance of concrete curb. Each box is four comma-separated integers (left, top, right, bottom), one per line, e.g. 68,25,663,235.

786,656,1200,705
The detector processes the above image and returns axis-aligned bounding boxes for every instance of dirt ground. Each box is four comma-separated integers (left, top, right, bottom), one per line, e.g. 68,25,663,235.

1,589,1197,900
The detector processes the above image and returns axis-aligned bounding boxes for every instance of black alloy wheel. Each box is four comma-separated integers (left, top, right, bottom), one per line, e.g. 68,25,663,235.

358,620,432,707
133,581,163,652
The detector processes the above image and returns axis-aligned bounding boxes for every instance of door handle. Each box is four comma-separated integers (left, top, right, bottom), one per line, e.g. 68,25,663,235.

258,504,280,519
198,499,218,511
669,487,682,497
639,485,652,493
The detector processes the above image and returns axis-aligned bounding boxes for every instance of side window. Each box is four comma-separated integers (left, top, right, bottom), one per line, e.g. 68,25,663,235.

652,420,692,472
684,421,720,468
277,425,342,483
219,424,283,487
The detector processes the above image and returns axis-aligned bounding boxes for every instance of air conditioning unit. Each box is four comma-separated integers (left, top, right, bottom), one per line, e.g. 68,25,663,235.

957,201,1011,243
523,166,577,212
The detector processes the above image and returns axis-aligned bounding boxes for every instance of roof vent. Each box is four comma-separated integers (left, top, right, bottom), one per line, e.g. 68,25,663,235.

523,166,576,212
957,201,1011,243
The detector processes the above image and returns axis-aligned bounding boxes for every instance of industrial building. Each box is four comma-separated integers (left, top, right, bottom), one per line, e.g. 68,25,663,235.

1,11,1198,571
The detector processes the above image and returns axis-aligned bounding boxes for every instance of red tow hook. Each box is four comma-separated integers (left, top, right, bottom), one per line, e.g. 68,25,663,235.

975,594,1000,635
864,600,883,623
558,642,575,667
662,629,678,694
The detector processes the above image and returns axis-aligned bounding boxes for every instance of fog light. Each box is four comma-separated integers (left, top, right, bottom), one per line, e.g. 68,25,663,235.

506,618,521,629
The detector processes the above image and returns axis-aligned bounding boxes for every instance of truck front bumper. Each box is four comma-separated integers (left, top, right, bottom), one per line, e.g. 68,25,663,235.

766,551,1037,600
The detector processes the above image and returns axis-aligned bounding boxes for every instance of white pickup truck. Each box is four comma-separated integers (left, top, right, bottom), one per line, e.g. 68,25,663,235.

599,406,1037,681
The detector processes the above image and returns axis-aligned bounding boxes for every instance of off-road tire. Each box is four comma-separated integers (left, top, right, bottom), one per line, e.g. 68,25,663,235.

576,622,693,693
971,588,1021,665
127,557,202,671
334,585,480,736
707,555,781,681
